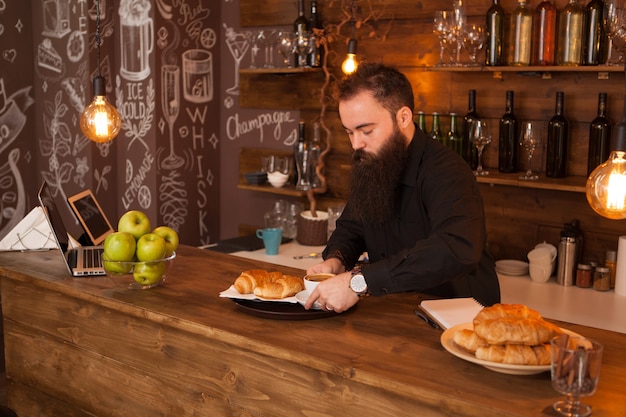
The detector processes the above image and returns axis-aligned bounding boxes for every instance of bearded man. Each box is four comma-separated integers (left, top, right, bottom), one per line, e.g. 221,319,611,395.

305,63,500,313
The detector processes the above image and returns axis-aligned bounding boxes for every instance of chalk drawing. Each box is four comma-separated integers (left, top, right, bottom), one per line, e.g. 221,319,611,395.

224,23,249,96
225,111,296,144
42,0,71,39
116,77,155,151
118,0,153,82
182,49,213,103
159,170,188,232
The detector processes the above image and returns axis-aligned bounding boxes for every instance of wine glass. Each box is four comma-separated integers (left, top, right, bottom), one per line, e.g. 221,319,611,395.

277,31,296,67
469,119,492,176
519,121,542,180
433,11,454,66
295,30,312,67
463,24,485,66
550,335,603,417
604,1,626,65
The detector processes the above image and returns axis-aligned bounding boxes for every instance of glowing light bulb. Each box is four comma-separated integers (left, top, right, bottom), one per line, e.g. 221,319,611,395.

586,151,626,219
342,39,358,75
80,76,121,143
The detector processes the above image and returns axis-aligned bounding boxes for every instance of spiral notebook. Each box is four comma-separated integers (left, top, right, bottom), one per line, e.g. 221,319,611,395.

418,298,484,330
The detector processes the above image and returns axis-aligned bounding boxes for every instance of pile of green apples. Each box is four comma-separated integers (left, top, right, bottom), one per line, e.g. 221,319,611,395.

103,210,179,286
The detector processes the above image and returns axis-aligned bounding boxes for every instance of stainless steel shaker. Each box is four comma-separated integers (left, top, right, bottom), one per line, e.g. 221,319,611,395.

557,220,583,286
557,235,577,286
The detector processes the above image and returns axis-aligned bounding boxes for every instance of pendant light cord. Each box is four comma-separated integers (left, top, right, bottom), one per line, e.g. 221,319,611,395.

95,0,101,77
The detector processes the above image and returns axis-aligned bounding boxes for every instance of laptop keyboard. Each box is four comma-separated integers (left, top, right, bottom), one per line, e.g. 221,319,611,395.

82,248,103,268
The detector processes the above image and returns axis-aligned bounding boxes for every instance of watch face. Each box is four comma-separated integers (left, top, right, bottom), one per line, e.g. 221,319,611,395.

350,274,367,293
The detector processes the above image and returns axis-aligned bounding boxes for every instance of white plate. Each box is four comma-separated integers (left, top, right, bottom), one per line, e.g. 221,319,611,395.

295,290,322,310
495,260,529,276
440,323,581,375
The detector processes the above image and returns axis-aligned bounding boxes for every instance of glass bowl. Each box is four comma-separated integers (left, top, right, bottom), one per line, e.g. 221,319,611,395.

103,252,176,289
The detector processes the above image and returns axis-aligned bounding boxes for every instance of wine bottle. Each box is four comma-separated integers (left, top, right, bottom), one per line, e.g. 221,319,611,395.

508,0,533,66
546,92,569,178
429,112,445,145
485,0,505,66
309,122,322,188
557,0,584,65
294,120,310,190
464,89,479,169
498,90,519,173
582,0,606,65
587,93,612,175
447,113,463,156
417,111,427,133
531,0,557,65
308,0,323,68
294,0,310,68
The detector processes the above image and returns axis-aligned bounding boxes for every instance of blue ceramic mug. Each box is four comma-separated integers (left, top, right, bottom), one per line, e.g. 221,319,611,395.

256,228,282,255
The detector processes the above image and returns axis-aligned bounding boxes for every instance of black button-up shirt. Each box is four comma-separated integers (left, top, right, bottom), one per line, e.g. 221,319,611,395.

324,125,500,306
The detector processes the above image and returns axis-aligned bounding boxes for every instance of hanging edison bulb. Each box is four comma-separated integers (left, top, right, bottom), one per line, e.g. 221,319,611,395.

342,39,358,75
80,76,121,143
586,97,626,219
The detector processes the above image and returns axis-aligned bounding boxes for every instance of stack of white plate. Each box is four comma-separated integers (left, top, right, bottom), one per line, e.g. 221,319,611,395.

495,260,529,276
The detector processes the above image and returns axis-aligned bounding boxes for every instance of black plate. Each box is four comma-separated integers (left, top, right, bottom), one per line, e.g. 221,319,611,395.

231,298,338,320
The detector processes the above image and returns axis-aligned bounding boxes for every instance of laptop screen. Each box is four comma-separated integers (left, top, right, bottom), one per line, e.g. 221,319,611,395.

37,181,70,253
67,190,113,245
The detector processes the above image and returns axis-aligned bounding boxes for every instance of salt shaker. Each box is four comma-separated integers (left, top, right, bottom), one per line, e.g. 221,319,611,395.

557,235,577,286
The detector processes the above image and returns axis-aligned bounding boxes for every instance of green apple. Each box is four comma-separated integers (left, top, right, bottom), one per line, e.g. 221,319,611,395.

133,261,167,285
102,252,133,275
103,231,136,262
118,210,151,240
136,233,167,262
152,226,179,256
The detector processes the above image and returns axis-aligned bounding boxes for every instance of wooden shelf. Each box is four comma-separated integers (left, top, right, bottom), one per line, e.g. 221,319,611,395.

426,65,623,80
475,171,587,193
239,67,322,75
237,183,307,197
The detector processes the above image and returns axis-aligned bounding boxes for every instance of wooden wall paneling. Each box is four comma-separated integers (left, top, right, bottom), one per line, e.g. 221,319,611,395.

239,71,327,109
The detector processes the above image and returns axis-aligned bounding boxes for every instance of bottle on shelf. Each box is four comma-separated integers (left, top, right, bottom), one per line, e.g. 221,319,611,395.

308,121,322,188
464,89,479,169
582,0,606,65
417,111,427,133
531,0,557,65
294,0,310,68
498,90,519,173
429,112,445,145
556,0,584,65
508,0,533,66
308,0,323,68
447,113,463,157
294,120,310,190
587,92,612,175
546,91,569,178
485,0,506,66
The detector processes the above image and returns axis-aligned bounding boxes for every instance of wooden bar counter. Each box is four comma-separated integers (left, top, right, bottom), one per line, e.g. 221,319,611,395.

0,245,624,416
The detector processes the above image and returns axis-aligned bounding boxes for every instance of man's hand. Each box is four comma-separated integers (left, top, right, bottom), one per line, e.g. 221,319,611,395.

306,257,345,276
304,271,359,313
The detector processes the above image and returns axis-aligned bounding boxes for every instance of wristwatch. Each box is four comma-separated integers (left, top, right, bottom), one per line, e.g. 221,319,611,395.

349,268,369,297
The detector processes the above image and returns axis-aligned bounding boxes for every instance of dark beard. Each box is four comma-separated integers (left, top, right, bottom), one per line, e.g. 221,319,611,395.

348,127,409,224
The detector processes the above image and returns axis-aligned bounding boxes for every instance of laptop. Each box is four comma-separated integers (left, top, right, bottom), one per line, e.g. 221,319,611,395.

67,189,114,246
37,181,106,277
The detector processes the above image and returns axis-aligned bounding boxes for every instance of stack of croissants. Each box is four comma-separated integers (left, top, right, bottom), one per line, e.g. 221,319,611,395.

234,269,304,299
453,303,563,366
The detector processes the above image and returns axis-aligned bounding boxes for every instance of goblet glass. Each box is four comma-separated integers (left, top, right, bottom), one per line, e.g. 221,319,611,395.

295,30,312,67
551,335,603,417
277,31,296,67
462,24,485,66
519,121,542,180
433,11,454,66
469,119,492,176
604,1,626,65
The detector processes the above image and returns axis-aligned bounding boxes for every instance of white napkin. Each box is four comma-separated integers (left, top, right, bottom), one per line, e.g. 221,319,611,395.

219,285,298,304
0,206,57,251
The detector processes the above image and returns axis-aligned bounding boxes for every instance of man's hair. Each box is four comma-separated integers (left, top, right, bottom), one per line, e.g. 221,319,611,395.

334,62,415,116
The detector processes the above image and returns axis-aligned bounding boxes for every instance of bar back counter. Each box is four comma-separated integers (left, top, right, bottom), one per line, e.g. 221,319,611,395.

0,245,624,416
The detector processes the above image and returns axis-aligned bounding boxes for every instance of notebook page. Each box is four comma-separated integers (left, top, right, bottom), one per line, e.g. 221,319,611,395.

418,298,484,330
